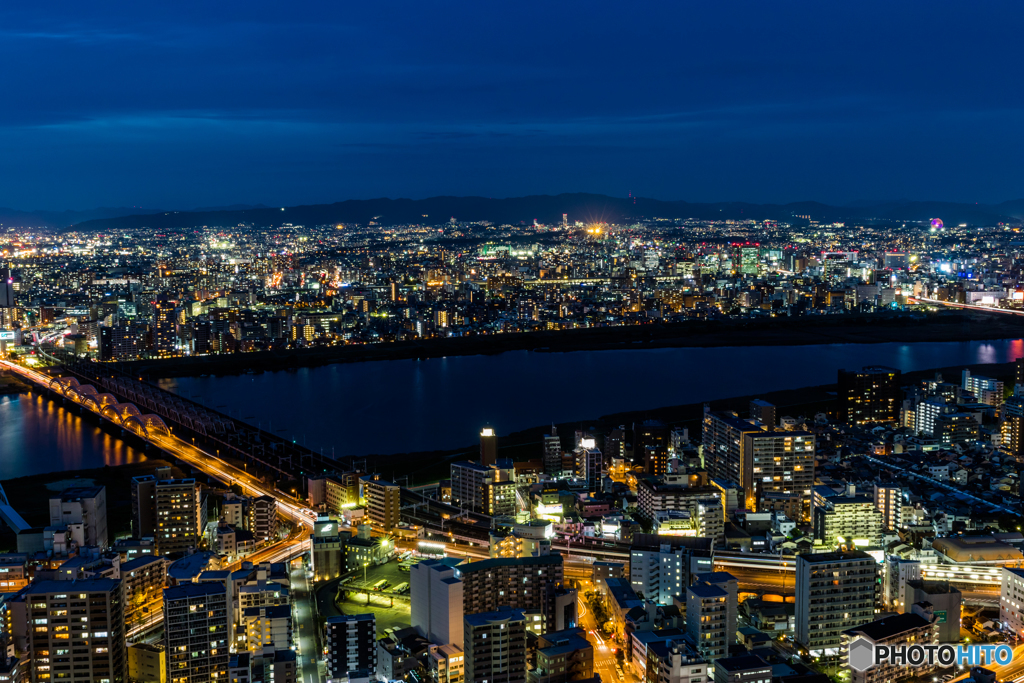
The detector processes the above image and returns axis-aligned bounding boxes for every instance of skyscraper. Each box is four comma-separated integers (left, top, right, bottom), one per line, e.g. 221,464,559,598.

701,410,763,506
164,582,229,682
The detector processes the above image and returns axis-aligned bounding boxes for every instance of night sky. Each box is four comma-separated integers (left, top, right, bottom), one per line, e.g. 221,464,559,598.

4,2,1023,210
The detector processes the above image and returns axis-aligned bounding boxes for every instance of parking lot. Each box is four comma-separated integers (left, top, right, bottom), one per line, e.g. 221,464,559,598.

332,559,413,637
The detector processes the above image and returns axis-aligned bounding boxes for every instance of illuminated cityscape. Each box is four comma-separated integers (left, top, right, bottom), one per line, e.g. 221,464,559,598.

1,4,1024,683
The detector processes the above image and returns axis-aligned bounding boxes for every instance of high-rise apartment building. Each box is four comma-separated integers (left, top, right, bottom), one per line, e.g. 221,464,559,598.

152,293,177,357
837,366,901,424
629,535,714,605
131,475,157,538
813,495,884,548
450,462,517,516
742,431,815,521
464,609,527,683
325,614,376,679
48,485,108,548
359,475,401,531
748,399,776,429
121,555,169,632
248,496,278,543
636,421,670,475
155,479,200,555
411,559,464,648
962,369,1004,407
164,582,229,682
873,484,902,531
574,442,604,491
702,410,763,504
1002,394,1024,460
635,474,724,543
459,555,570,630
685,572,737,661
21,579,127,683
795,552,877,656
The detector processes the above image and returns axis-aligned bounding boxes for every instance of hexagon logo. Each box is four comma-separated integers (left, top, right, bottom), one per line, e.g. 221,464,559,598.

848,637,875,671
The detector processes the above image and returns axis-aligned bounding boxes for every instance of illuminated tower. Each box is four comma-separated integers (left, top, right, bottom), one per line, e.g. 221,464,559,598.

480,426,497,467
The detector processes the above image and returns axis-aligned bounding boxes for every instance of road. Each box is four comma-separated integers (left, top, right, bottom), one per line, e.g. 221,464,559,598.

576,577,633,683
291,565,322,683
2,358,322,678
910,296,1024,317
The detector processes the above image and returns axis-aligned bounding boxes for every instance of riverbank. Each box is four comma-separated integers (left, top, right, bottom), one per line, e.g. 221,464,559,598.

369,359,1020,484
0,459,189,552
0,374,31,395
113,310,1024,379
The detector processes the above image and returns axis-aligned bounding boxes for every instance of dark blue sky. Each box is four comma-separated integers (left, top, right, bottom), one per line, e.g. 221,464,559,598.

4,2,1023,210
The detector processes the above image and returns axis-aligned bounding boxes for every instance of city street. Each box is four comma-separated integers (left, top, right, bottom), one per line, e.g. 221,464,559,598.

291,566,322,683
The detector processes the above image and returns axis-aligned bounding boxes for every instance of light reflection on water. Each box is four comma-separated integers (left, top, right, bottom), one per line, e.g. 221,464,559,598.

0,391,145,479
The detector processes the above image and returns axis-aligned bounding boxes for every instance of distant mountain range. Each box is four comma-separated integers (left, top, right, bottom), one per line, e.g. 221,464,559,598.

3,195,1024,231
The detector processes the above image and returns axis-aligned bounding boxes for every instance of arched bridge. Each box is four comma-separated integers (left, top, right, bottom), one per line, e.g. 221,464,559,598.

49,376,171,439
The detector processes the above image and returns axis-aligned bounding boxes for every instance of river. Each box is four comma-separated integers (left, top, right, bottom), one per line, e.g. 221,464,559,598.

2,338,1022,477
0,391,147,479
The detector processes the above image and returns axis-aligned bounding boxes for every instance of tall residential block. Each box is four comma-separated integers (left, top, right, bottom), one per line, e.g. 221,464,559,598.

685,572,738,661
701,410,763,508
163,582,229,682
629,535,714,605
459,555,571,631
48,486,108,548
325,614,376,680
21,578,127,683
248,496,278,543
411,559,464,648
873,484,902,531
837,366,901,424
742,431,815,521
132,475,157,539
795,552,877,656
464,609,527,683
359,475,401,531
155,479,200,556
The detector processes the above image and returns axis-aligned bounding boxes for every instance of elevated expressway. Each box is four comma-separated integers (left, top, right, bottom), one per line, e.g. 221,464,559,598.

1,358,316,633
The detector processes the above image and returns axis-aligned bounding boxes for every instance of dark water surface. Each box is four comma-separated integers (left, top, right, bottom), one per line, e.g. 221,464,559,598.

0,392,146,479
3,339,1023,477
157,339,1024,458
